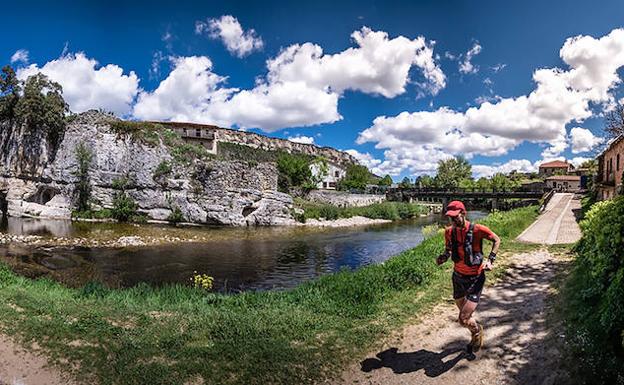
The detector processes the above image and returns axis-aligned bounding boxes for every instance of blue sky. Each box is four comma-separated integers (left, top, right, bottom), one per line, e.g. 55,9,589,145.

4,0,624,179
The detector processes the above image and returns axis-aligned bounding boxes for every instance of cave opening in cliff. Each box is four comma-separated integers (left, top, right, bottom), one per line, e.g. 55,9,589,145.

242,206,257,217
26,186,59,205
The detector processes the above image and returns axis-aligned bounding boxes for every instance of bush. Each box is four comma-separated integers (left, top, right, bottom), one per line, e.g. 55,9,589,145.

277,153,314,192
167,206,185,224
153,160,172,180
566,196,624,384
111,192,138,222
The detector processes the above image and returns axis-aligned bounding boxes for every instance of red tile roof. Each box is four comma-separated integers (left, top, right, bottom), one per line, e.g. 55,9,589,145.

539,160,570,168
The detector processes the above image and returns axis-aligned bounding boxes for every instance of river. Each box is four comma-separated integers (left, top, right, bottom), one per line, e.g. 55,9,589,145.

0,211,487,292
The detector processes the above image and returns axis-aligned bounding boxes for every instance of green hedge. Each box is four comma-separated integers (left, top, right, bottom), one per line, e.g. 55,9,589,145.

567,196,624,384
297,200,427,222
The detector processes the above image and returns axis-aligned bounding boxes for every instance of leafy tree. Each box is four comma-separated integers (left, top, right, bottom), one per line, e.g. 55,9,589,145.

399,176,412,188
0,65,20,120
579,159,598,175
475,177,491,190
490,173,518,190
434,156,472,188
415,175,435,188
309,158,329,189
338,164,370,190
378,174,393,187
459,178,475,189
276,153,313,192
74,142,93,212
14,72,68,150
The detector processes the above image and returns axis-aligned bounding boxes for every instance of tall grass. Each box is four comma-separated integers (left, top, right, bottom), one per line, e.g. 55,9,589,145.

0,206,538,385
296,200,428,222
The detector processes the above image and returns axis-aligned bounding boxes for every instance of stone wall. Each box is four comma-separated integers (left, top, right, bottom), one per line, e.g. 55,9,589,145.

306,190,386,208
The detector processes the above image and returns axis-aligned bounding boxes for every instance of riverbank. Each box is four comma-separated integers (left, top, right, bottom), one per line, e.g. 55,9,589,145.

0,206,537,385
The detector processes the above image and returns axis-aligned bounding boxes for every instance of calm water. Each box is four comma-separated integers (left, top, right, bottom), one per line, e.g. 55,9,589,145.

0,211,487,292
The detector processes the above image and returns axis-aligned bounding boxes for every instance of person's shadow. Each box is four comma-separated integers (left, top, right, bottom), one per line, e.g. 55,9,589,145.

360,343,474,377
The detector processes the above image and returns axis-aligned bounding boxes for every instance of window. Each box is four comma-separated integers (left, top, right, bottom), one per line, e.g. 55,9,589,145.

618,154,620,171
334,170,340,177
195,128,201,137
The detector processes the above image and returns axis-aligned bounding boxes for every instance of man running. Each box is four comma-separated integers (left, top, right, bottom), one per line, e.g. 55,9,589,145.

436,200,500,353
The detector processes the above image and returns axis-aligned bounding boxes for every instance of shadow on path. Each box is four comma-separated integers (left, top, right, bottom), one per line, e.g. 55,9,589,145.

360,340,475,378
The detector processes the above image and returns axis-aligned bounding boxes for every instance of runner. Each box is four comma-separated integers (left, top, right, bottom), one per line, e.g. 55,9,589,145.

436,200,500,353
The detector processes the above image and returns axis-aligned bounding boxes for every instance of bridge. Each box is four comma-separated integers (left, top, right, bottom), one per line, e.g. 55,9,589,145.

386,187,548,210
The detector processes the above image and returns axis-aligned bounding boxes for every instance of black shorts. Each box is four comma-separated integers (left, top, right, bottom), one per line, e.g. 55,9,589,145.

452,271,485,303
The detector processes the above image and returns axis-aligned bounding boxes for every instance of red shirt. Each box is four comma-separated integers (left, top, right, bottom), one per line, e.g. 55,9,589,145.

444,221,496,276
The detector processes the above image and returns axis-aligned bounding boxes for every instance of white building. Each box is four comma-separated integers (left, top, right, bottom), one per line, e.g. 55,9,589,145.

310,162,346,190
545,175,581,192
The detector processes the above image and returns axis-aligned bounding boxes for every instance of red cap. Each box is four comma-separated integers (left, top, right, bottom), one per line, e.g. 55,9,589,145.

445,200,466,217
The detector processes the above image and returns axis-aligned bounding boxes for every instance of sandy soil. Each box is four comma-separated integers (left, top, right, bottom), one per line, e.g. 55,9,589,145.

338,249,571,385
0,334,74,385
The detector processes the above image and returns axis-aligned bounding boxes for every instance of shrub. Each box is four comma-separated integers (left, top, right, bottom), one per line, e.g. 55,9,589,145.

167,206,185,224
566,196,624,384
277,153,314,192
153,160,172,180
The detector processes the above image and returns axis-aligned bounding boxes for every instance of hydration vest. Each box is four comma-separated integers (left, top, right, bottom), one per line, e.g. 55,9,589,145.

451,222,484,267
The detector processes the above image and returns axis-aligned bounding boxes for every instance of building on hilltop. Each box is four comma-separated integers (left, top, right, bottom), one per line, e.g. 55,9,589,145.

538,160,574,176
544,175,581,192
152,121,358,169
596,135,624,200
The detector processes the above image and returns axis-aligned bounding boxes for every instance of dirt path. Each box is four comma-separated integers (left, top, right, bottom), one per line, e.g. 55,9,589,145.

339,249,570,385
0,334,73,385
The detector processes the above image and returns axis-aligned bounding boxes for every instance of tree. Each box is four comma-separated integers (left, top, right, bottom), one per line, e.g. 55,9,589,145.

0,65,20,120
14,72,68,149
435,156,472,189
309,158,329,189
415,175,435,188
399,176,412,188
605,104,624,138
490,173,517,190
74,142,93,212
459,178,475,189
475,177,490,190
579,159,598,175
276,153,313,192
338,164,370,190
378,174,393,187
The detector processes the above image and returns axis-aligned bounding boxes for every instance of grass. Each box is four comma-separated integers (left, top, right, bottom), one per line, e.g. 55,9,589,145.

0,206,538,385
295,199,428,222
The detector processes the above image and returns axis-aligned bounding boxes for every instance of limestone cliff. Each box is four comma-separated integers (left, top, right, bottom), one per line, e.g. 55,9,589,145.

0,111,295,226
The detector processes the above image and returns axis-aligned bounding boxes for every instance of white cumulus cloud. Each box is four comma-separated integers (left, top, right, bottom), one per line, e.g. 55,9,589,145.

459,42,482,74
196,15,263,58
472,159,538,178
10,49,29,64
570,127,604,153
17,52,140,116
287,135,315,144
134,27,444,131
356,28,624,176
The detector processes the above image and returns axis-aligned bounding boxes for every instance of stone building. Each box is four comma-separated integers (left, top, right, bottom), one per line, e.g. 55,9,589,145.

596,135,624,200
545,175,581,192
310,161,346,190
538,160,574,176
158,122,219,154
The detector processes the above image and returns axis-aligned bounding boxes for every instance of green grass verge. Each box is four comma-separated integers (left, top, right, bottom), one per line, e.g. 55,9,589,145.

295,199,428,222
0,206,538,385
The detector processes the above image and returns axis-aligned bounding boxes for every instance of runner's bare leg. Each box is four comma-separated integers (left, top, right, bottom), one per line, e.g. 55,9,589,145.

458,299,480,334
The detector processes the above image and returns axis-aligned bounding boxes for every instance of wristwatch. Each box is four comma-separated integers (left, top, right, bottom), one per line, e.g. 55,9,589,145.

488,252,497,263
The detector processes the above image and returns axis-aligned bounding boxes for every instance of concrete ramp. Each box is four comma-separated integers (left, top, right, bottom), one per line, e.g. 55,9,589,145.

517,193,582,244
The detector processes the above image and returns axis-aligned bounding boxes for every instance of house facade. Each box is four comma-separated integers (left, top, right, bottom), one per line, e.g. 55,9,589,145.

164,122,219,155
545,175,581,192
538,160,573,176
596,135,624,200
310,162,346,190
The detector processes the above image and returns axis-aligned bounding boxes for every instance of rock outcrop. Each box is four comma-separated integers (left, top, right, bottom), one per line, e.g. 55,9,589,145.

0,111,296,226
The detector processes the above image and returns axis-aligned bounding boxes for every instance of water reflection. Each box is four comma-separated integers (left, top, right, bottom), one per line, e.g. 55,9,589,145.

0,212,487,292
